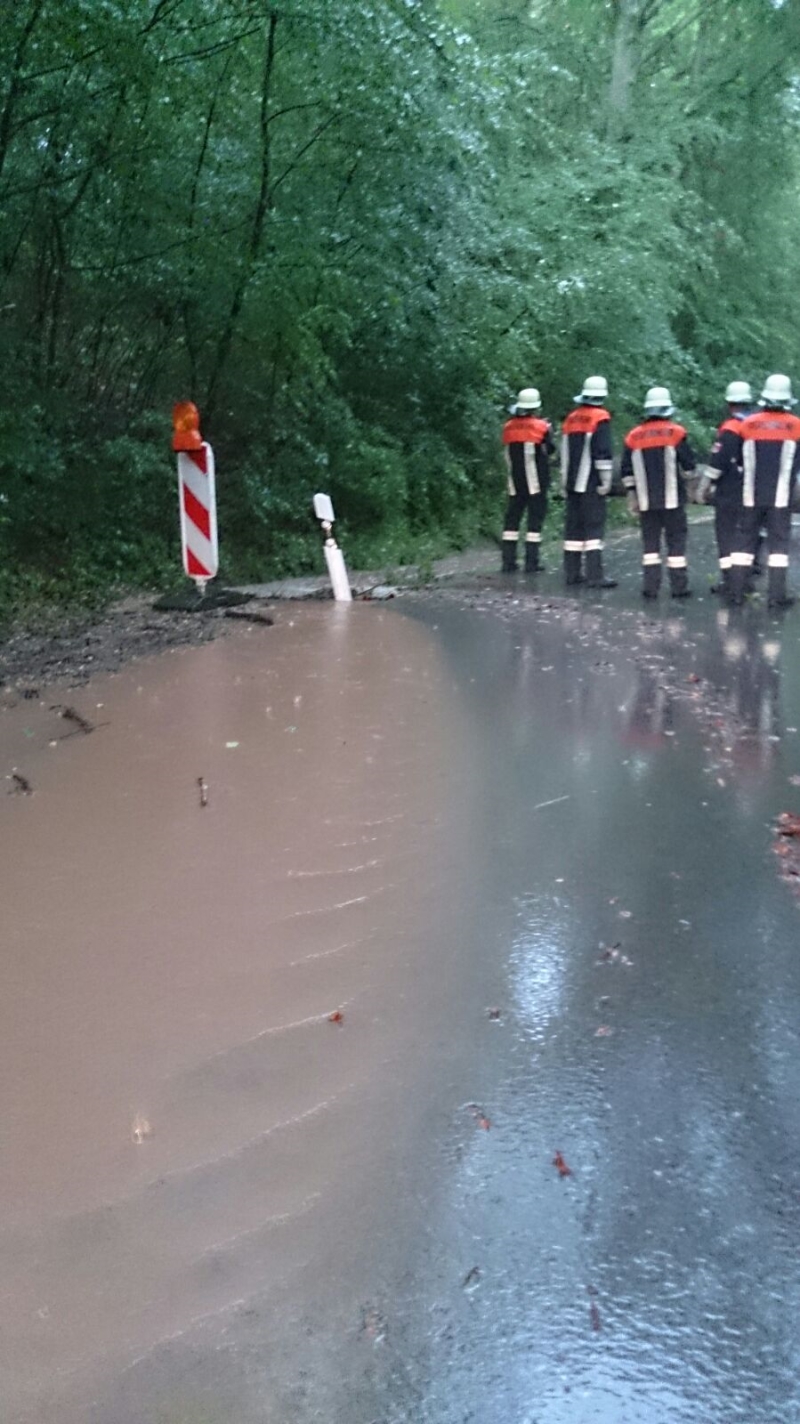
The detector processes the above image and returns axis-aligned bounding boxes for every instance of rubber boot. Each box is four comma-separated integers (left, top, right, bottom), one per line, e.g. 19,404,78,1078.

501,539,518,573
768,566,795,609
585,549,617,589
524,541,543,573
727,565,747,607
564,551,584,586
642,563,661,599
710,568,730,596
669,567,692,599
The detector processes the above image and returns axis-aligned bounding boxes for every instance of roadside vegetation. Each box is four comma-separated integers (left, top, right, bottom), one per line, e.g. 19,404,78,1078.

2,0,799,613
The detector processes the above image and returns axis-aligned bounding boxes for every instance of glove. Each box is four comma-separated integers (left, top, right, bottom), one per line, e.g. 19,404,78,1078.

626,490,639,517
596,464,613,497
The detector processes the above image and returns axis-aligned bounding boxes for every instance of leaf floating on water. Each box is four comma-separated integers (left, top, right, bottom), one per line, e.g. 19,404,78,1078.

553,1151,572,1178
328,1009,344,1025
487,1007,502,1021
466,1103,491,1130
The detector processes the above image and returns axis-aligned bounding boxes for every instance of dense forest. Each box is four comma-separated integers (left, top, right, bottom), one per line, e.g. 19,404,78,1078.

2,0,800,605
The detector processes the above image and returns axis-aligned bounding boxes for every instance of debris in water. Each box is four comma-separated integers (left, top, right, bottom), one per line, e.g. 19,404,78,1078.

223,609,274,626
588,1286,602,1330
359,1304,387,1342
50,705,94,734
21,688,39,700
225,741,239,749
553,1151,572,1178
466,1104,491,1130
487,1007,502,1021
328,1009,344,1025
8,772,32,795
594,1025,614,1037
131,1113,153,1143
197,776,208,807
776,812,800,837
463,1266,481,1291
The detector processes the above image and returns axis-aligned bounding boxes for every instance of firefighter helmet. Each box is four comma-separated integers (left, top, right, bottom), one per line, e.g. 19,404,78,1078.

514,387,542,412
759,373,796,408
643,385,675,416
574,375,609,405
725,380,752,405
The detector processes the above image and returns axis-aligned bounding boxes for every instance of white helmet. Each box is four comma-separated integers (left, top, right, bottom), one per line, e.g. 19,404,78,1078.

644,385,675,416
725,380,752,405
574,375,608,404
759,373,796,408
514,387,542,411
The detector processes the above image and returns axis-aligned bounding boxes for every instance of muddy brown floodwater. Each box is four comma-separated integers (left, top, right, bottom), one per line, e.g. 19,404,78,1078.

0,605,489,1424
4,523,800,1424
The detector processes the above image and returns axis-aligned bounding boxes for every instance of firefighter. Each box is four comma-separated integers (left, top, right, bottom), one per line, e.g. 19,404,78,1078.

560,375,616,587
621,386,697,599
728,374,800,608
702,380,754,596
500,387,554,573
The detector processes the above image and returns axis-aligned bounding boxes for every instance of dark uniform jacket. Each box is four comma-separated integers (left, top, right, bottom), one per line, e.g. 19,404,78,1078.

502,416,554,496
560,406,613,495
707,409,752,503
734,410,800,508
620,418,696,511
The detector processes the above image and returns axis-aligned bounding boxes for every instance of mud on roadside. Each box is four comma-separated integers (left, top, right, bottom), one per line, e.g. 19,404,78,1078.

0,597,277,692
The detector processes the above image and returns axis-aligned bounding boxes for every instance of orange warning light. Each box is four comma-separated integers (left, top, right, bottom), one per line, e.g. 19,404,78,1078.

172,400,203,452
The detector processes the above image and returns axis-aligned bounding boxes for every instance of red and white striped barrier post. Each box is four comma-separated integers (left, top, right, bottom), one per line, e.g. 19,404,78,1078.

172,402,218,596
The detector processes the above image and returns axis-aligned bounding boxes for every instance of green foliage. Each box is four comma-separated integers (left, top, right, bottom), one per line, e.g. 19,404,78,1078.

1,0,799,609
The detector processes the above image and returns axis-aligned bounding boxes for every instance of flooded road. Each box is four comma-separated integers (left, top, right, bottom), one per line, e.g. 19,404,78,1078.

3,523,800,1422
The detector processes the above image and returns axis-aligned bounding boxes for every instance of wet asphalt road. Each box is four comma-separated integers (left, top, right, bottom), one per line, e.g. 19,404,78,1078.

4,518,800,1422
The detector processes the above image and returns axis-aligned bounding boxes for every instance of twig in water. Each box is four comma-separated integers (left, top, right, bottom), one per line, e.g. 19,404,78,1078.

533,795,571,811
50,705,95,734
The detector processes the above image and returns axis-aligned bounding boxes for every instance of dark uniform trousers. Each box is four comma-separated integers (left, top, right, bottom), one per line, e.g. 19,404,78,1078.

640,508,688,595
563,491,606,556
502,491,548,571
714,498,740,571
737,506,790,568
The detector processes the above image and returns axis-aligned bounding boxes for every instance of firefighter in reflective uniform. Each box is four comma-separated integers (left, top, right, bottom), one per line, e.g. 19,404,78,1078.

621,386,696,599
560,375,616,587
501,387,554,573
728,374,800,608
703,380,754,596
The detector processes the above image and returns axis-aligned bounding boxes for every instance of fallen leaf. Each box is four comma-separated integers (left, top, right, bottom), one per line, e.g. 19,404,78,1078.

553,1151,572,1178
328,1010,344,1025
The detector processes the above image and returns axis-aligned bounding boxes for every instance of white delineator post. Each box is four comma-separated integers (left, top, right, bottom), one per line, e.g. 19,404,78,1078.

172,402,218,595
313,492,352,602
